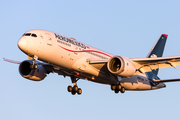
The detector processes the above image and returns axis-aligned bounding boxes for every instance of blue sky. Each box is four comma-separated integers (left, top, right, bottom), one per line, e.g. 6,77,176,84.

1,0,180,120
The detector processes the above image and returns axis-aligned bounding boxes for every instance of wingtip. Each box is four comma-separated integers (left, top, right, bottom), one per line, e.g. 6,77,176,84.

162,34,168,37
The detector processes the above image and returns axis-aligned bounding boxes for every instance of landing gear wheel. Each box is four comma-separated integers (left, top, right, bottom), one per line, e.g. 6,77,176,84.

111,84,116,90
71,91,76,95
67,85,73,92
116,84,121,91
73,85,78,92
77,88,82,95
114,89,119,93
120,87,125,93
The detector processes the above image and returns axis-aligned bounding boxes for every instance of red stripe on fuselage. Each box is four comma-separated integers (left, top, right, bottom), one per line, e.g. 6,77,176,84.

58,45,112,57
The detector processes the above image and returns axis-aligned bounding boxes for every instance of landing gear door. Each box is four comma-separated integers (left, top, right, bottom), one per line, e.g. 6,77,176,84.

46,33,52,46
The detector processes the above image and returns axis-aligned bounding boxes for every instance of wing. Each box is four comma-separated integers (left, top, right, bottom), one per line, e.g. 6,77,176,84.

3,57,73,77
131,56,180,74
87,56,180,74
3,57,21,64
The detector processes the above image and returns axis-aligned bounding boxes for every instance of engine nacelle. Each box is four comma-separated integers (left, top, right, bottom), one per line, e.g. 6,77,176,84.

107,56,136,78
19,60,47,81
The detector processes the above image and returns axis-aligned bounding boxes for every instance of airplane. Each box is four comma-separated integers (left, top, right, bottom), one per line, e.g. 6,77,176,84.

4,29,180,95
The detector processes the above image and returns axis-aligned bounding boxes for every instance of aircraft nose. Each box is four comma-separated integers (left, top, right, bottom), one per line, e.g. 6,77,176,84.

18,37,27,52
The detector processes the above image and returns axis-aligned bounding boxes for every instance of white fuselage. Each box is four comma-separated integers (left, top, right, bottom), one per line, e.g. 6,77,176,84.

18,30,166,91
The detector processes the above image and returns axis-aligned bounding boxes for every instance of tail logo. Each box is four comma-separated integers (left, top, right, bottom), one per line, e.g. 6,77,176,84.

150,54,157,58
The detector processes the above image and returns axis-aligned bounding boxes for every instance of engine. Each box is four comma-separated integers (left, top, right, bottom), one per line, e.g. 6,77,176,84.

19,60,47,81
107,56,136,78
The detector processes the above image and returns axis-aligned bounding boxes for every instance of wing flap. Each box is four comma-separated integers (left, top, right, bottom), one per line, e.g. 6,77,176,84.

86,58,109,64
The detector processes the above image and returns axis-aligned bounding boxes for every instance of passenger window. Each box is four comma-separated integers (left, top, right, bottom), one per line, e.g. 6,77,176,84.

31,34,37,37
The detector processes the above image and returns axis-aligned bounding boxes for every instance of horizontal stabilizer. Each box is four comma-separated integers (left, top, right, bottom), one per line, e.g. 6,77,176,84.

153,79,180,83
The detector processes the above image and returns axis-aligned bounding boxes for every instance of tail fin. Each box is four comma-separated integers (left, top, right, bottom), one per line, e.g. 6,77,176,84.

146,34,168,75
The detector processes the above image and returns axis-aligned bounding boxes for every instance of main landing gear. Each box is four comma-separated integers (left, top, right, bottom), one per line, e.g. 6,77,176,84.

67,76,82,95
111,84,125,94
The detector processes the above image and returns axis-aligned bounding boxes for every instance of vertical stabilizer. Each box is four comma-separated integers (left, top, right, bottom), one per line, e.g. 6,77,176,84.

146,34,168,75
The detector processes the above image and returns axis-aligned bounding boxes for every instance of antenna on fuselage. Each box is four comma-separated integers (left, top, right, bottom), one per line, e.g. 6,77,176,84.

71,38,76,40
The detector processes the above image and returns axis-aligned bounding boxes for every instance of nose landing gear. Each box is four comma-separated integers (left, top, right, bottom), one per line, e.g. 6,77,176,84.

28,55,38,69
67,76,82,95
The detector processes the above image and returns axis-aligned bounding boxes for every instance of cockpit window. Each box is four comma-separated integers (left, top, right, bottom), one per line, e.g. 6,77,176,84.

23,33,31,36
23,33,37,37
31,34,37,37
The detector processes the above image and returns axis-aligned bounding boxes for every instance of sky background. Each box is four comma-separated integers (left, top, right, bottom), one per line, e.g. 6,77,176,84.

1,0,180,120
